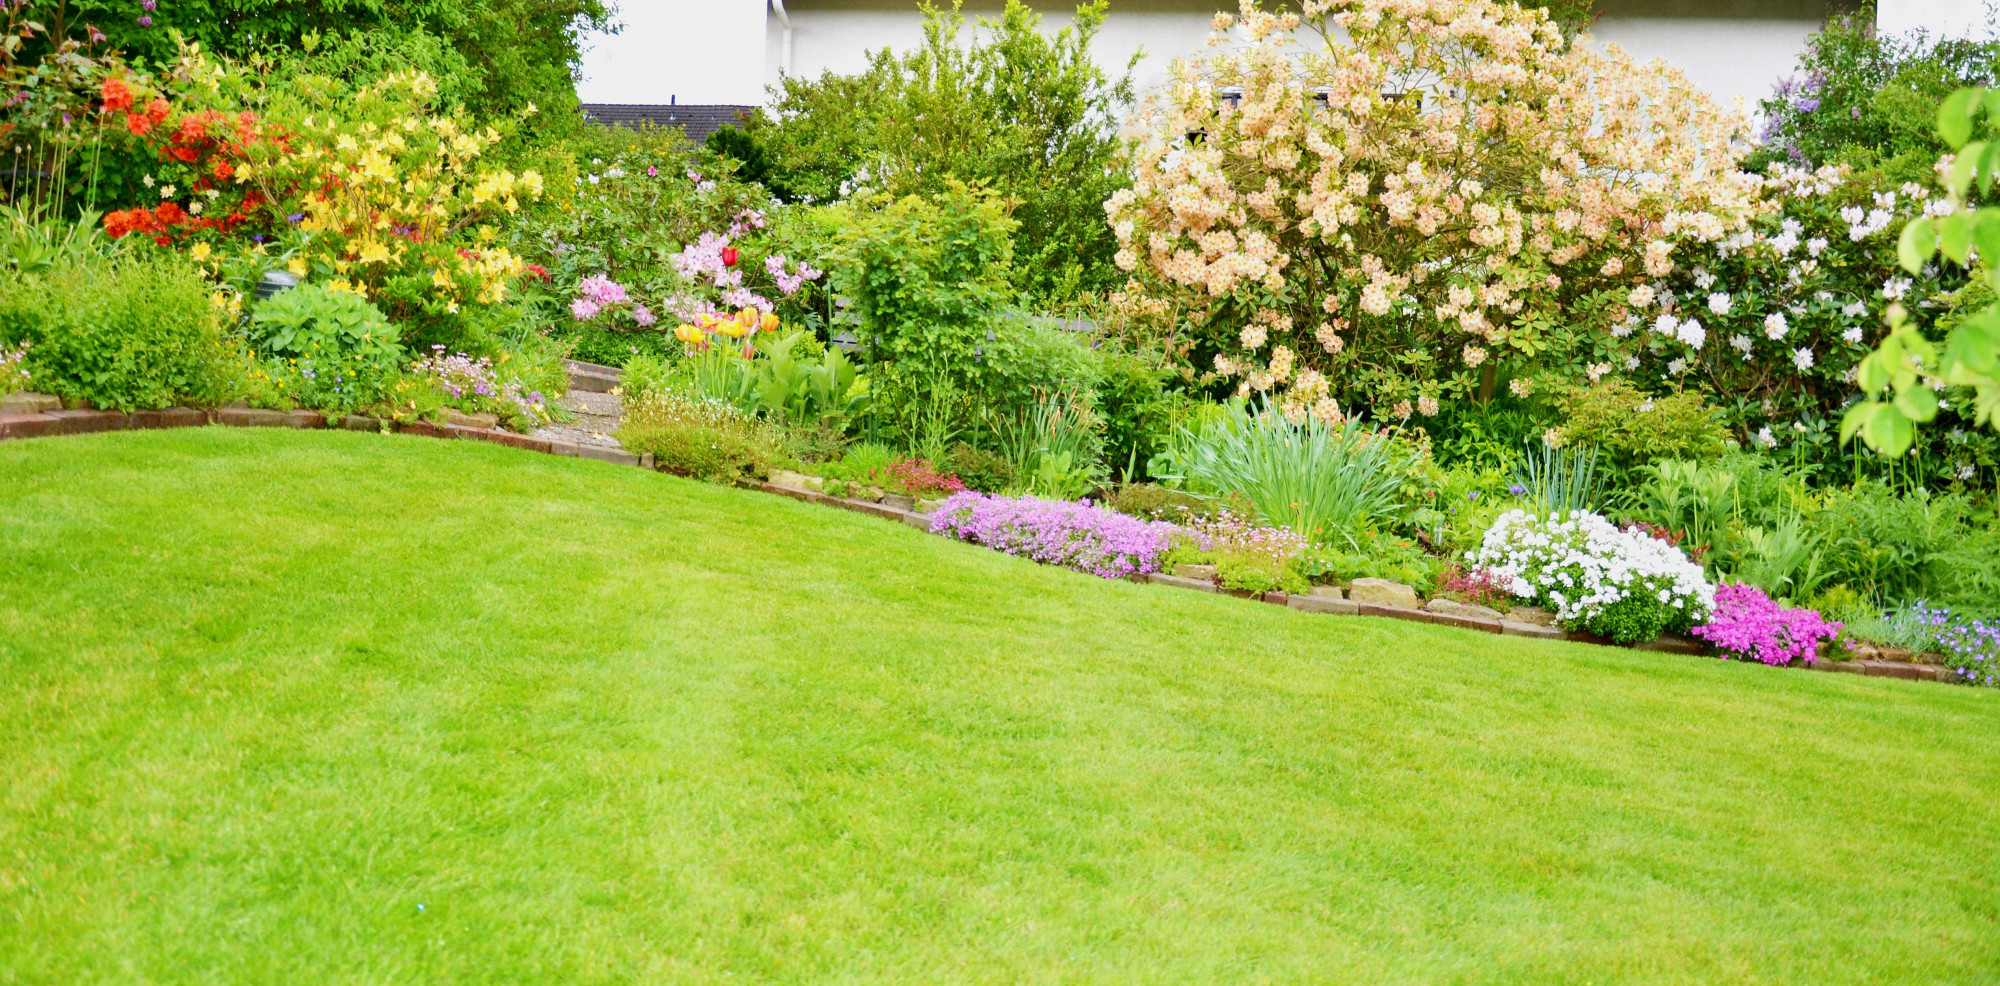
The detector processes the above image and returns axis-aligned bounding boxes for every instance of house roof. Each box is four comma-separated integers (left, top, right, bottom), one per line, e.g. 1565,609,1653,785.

580,104,754,145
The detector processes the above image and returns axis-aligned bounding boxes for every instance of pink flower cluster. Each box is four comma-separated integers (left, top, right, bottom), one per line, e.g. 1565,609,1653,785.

1,340,31,393
570,274,654,327
1691,584,1843,666
929,492,1185,579
764,253,823,296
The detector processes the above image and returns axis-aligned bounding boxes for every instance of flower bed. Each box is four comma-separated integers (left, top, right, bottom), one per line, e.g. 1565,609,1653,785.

1471,509,1715,644
929,492,1182,580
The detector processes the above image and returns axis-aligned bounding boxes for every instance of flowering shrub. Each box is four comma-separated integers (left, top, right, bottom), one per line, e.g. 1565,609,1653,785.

1434,564,1512,608
1628,164,1971,466
1936,615,2000,687
930,492,1183,579
614,390,783,485
102,54,543,344
1107,0,1757,418
1691,584,1843,666
1472,509,1714,643
1,341,30,394
402,346,552,428
884,458,966,498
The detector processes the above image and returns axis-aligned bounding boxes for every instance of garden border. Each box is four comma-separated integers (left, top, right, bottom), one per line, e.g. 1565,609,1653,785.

0,392,1957,686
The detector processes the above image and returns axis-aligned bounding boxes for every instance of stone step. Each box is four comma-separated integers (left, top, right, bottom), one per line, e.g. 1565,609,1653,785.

564,359,623,394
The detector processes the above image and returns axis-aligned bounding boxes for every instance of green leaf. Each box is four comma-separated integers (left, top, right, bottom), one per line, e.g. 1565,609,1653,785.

1839,401,1874,445
1894,384,1940,423
1940,86,1980,148
1856,352,1890,394
1972,210,2000,264
1982,142,2000,196
1899,217,1936,274
1941,210,1975,264
1951,148,1982,197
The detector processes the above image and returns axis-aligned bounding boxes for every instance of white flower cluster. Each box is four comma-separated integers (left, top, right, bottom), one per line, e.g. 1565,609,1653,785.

1470,510,1714,626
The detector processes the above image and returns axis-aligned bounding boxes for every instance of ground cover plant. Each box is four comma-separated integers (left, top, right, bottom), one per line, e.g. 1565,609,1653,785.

3,429,1999,982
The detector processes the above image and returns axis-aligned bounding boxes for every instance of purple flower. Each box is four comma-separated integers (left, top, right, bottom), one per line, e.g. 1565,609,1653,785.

930,492,1184,579
136,15,152,26
577,273,628,306
631,304,656,327
1507,484,1526,496
570,297,601,320
287,213,303,223
142,0,157,9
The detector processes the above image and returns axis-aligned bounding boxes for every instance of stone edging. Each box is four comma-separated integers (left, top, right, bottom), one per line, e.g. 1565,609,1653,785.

0,398,1956,685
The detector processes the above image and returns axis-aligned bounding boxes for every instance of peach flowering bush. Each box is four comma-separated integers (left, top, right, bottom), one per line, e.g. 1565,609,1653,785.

1105,0,1761,420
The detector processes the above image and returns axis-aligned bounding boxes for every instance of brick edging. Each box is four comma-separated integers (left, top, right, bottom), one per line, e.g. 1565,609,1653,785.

0,406,1954,686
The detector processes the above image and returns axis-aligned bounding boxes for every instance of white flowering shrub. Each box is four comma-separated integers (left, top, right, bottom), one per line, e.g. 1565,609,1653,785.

1472,509,1715,643
1624,163,1972,466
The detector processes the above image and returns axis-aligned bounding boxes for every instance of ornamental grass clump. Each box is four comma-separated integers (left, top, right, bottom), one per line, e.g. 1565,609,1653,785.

929,492,1184,579
1691,584,1843,666
1472,509,1714,643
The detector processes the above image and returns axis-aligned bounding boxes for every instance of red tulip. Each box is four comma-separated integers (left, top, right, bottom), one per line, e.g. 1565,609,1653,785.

721,247,739,267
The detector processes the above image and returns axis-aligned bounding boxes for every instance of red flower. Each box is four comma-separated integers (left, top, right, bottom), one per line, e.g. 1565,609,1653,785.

100,77,134,113
721,247,739,267
124,112,154,136
146,98,170,123
211,160,234,181
170,145,198,163
523,264,550,282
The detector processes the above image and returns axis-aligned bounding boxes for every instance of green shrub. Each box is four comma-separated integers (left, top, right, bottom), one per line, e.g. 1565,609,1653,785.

0,256,240,411
248,283,403,362
941,442,1016,493
1094,349,1182,482
619,353,677,403
614,392,783,486
1554,380,1727,478
1217,552,1308,596
828,182,1016,389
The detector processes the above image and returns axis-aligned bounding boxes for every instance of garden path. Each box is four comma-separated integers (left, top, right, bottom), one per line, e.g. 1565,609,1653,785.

531,360,626,451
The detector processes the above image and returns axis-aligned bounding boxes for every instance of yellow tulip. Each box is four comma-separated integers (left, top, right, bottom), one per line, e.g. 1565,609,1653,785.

760,313,779,333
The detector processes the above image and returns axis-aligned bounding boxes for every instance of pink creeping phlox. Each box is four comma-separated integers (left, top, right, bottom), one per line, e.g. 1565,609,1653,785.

930,492,1185,579
414,346,550,425
1691,583,1842,666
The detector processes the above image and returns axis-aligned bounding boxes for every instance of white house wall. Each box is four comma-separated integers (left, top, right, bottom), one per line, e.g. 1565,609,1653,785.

764,4,1819,111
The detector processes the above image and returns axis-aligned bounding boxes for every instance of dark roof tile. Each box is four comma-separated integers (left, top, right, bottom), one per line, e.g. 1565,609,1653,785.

579,104,755,145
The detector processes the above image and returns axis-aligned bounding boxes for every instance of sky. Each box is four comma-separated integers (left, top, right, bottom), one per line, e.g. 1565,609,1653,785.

577,0,767,106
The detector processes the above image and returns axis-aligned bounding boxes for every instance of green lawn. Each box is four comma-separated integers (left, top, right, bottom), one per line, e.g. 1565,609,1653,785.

1,428,1996,984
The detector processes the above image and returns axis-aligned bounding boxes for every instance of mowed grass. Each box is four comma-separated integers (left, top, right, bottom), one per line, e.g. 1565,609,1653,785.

1,428,1996,984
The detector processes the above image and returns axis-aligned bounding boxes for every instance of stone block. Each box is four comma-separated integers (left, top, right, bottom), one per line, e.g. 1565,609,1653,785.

452,426,553,454
1173,563,1218,581
398,420,453,439
1347,577,1421,610
1425,611,1503,634
762,482,826,505
1355,601,1433,624
217,407,289,428
0,392,59,415
1289,594,1358,615
841,498,905,521
548,440,582,457
1507,605,1558,627
1423,598,1504,621
881,493,916,512
285,409,326,429
915,497,947,514
1857,659,1939,681
0,412,61,439
1310,584,1345,600
129,407,205,429
640,452,655,469
1261,592,1290,606
1824,660,1867,675
444,409,500,430
901,511,934,531
1632,635,1706,655
564,359,622,393
1147,573,1217,593
47,409,128,434
769,469,815,489
341,415,385,432
578,445,641,466
1500,620,1564,639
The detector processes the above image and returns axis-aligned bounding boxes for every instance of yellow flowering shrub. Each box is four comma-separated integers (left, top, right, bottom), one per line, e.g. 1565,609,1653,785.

1107,0,1764,420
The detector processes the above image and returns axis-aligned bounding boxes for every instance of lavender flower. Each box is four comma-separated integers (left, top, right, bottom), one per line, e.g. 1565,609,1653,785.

930,492,1185,579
